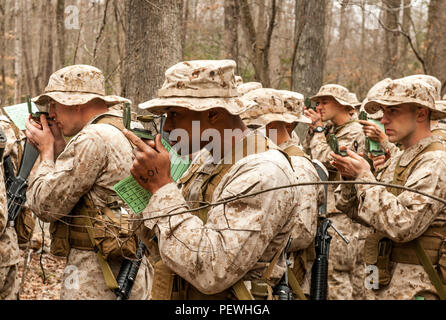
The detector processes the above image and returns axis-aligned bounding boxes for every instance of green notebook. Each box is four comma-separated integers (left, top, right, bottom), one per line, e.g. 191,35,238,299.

368,119,385,153
113,138,191,214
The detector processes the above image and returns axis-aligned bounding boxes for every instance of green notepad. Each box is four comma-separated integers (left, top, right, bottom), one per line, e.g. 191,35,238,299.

3,102,40,130
113,138,191,215
368,119,385,152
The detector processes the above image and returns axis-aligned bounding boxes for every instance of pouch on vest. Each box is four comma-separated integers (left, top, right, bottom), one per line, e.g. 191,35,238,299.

364,232,392,287
91,206,137,261
15,207,36,245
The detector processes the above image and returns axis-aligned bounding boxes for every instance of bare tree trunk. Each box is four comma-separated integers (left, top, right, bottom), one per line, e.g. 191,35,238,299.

381,0,400,78
0,0,6,104
224,0,239,63
239,0,277,87
56,0,65,68
291,0,326,98
426,0,446,95
13,0,21,104
123,0,184,112
397,0,411,75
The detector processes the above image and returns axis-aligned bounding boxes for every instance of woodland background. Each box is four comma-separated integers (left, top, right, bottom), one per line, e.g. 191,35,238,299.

0,0,445,110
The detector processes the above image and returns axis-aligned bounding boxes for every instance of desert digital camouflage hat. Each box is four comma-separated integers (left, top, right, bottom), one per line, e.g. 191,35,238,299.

241,88,311,127
310,84,360,109
402,75,441,101
363,77,446,120
235,75,243,86
139,60,257,115
237,82,263,95
32,65,130,107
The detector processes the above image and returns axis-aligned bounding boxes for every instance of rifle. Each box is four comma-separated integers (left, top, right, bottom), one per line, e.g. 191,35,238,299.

309,161,350,300
358,111,386,157
114,104,166,300
7,97,40,224
114,241,146,300
7,141,39,224
273,237,293,300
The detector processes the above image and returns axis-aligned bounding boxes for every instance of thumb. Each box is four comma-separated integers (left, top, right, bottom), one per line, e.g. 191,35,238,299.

40,114,50,132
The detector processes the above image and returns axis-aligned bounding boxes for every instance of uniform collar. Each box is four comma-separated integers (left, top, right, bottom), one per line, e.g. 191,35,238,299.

398,135,443,167
86,108,123,126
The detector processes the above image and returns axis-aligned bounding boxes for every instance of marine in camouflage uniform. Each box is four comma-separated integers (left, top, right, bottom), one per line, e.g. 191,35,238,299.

124,60,301,300
334,77,446,300
304,84,366,300
241,88,325,297
0,115,25,299
25,65,151,300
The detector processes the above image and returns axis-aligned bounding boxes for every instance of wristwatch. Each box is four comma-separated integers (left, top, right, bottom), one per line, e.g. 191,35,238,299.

313,126,325,133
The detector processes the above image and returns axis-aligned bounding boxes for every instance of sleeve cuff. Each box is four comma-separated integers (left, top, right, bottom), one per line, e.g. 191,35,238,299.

354,170,377,198
142,182,187,230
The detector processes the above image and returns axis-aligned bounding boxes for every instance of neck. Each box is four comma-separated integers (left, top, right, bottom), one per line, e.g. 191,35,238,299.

332,112,351,127
401,126,432,149
81,105,109,127
268,123,291,146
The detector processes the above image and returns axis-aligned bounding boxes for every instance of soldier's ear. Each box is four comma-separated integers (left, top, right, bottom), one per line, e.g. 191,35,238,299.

415,107,430,123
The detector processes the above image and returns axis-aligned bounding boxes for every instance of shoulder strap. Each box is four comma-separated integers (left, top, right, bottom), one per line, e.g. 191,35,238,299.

282,144,306,158
390,141,446,196
92,114,125,131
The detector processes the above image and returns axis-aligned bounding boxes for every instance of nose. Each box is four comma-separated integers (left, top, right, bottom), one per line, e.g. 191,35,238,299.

380,111,390,125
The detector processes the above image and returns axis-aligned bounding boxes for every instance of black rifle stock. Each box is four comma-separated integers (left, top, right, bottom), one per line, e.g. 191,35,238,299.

7,141,39,223
273,237,293,300
310,219,332,300
115,241,146,300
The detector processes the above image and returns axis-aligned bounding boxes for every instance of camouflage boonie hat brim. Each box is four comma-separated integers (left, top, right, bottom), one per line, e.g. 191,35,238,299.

243,113,308,127
32,92,130,108
237,82,263,96
241,88,311,127
364,77,446,120
310,84,359,110
32,64,130,107
139,96,256,115
139,60,257,115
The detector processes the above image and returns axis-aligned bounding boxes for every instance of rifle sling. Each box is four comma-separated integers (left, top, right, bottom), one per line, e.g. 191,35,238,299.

80,199,119,290
414,239,446,300
287,266,307,300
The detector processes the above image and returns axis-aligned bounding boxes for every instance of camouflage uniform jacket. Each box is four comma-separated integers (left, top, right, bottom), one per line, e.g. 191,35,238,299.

27,109,151,300
279,138,320,251
140,134,300,295
335,135,446,299
0,116,25,267
308,119,366,215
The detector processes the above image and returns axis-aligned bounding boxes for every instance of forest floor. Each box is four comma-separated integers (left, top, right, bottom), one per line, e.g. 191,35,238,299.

15,224,65,300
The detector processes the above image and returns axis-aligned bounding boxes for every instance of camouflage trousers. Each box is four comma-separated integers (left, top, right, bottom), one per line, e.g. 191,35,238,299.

0,264,18,300
327,214,359,300
60,248,153,300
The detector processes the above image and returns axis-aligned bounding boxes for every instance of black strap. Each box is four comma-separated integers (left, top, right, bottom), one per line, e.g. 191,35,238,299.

312,161,328,216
